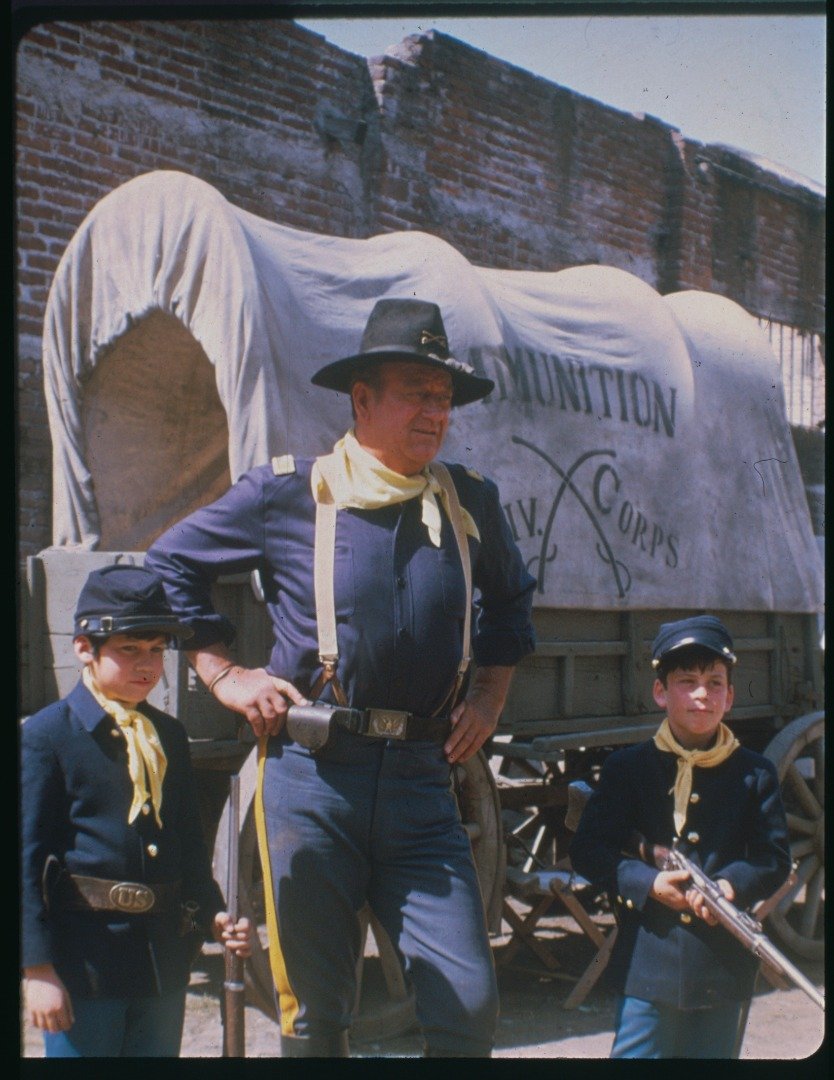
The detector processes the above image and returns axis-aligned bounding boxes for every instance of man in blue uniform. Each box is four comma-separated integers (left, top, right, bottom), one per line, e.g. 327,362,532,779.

146,298,536,1057
570,615,790,1058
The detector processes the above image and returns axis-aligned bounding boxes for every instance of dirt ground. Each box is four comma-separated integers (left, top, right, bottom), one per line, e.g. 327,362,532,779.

21,910,825,1062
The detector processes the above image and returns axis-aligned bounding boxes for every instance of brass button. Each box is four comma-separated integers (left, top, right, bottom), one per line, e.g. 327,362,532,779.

110,728,121,738
689,793,700,804
147,844,159,857
616,895,623,904
686,831,700,844
141,804,151,816
680,912,692,924
625,899,634,910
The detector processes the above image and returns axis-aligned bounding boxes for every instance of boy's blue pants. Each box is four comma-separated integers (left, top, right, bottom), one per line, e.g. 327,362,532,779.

611,994,744,1058
42,988,186,1057
258,729,498,1056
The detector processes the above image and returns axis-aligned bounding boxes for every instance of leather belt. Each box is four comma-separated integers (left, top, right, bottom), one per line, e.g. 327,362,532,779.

57,874,182,915
357,709,452,742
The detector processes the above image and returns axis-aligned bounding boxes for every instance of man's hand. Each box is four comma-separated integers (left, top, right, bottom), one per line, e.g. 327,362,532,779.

189,648,307,738
23,964,74,1033
649,868,692,911
213,912,254,958
213,666,308,738
445,665,514,764
688,877,734,924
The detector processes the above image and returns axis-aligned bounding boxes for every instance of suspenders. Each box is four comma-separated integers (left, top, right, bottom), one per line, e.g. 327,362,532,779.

310,496,345,704
308,462,473,713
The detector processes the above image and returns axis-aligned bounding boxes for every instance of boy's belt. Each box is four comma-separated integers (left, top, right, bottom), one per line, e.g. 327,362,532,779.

57,874,182,915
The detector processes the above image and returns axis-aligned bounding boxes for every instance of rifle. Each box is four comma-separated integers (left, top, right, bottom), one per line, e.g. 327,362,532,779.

661,840,824,1012
222,773,246,1057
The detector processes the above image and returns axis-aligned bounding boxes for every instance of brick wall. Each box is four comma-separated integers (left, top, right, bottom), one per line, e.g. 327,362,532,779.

15,17,381,562
15,18,825,562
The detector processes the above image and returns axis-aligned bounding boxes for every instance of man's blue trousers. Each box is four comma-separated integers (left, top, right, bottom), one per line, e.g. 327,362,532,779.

257,727,498,1056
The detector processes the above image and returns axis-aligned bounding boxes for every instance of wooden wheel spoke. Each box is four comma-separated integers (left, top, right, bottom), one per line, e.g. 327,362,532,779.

790,851,816,885
799,868,824,939
777,855,819,913
785,762,822,820
776,881,801,915
764,714,824,959
811,742,825,807
794,853,820,886
785,811,817,836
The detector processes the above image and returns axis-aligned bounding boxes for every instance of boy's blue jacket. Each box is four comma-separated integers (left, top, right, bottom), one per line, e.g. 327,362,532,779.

21,681,224,998
570,738,791,1008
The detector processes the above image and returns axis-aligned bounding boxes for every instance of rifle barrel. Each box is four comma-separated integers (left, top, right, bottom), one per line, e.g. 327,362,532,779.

753,940,825,1011
668,845,824,1013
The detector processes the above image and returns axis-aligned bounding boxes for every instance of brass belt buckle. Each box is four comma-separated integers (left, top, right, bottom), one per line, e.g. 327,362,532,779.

109,882,155,913
366,709,409,739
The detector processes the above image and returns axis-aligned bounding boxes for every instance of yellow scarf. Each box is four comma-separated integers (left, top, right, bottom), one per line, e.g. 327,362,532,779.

653,717,739,835
310,430,480,547
83,665,167,828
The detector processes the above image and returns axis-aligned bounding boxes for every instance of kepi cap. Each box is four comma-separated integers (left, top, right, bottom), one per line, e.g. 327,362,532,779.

311,298,494,407
74,564,193,643
651,615,737,669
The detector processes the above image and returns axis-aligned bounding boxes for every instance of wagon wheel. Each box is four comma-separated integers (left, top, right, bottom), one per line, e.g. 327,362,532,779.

454,749,507,934
763,711,824,959
212,746,504,1042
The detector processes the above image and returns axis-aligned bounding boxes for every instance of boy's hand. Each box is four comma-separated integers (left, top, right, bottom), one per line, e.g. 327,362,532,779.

688,878,735,924
213,912,254,958
649,868,691,911
23,964,74,1032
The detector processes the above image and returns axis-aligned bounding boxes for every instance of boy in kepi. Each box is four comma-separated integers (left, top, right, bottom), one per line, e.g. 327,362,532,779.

570,615,791,1058
21,565,252,1057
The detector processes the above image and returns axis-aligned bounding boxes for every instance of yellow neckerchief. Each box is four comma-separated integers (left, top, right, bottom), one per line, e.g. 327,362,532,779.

82,665,167,828
310,429,479,547
653,717,739,835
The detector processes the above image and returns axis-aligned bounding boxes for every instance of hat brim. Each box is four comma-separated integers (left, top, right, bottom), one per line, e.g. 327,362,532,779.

652,635,737,667
74,616,194,641
311,350,494,407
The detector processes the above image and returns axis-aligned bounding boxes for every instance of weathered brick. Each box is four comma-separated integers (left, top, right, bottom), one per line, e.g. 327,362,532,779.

13,17,825,562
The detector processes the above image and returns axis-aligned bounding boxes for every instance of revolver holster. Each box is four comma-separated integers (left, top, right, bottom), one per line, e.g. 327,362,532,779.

285,702,361,752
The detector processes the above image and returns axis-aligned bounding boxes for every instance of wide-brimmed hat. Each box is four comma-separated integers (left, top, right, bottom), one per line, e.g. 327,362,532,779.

74,564,193,643
311,298,494,407
651,615,737,669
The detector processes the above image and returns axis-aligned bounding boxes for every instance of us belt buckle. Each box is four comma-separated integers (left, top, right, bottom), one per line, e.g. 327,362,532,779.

367,709,408,739
109,882,155,913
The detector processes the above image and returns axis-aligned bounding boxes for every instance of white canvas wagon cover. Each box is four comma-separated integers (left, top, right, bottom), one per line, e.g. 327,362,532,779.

42,170,823,613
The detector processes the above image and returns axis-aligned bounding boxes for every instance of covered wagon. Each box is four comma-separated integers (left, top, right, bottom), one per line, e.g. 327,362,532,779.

22,170,824,1034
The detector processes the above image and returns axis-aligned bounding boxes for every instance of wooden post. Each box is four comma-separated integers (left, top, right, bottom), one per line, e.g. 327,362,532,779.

222,773,246,1057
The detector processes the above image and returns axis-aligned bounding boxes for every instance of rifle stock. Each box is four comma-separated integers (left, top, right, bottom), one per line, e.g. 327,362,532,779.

662,842,824,1012
222,773,246,1057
